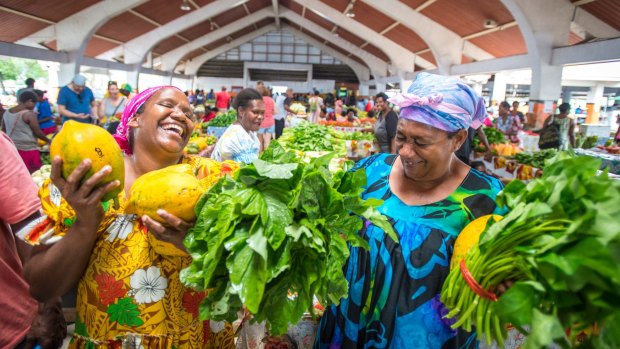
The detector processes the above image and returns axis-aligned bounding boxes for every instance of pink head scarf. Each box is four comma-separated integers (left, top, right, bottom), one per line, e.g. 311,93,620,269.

113,86,182,154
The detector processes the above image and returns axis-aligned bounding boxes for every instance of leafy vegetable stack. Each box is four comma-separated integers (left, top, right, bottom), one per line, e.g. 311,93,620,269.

441,152,620,348
207,109,237,127
181,144,396,335
276,122,347,156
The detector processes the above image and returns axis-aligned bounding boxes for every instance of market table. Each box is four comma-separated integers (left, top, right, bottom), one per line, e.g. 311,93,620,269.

574,148,620,174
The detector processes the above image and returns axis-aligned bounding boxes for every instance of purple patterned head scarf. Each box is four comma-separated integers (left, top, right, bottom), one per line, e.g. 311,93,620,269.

387,73,486,132
113,86,182,154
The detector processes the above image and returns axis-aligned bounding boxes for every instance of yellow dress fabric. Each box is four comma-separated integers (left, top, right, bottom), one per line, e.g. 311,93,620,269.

26,156,240,348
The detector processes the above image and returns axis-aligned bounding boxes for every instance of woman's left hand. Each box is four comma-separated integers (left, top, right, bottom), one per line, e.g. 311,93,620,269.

141,209,192,253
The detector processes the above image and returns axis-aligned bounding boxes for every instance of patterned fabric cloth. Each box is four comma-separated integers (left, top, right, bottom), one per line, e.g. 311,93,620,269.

315,154,507,349
22,156,239,348
211,124,260,164
388,72,487,132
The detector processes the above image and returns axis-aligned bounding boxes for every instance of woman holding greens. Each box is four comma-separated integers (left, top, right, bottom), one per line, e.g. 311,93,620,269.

315,73,507,349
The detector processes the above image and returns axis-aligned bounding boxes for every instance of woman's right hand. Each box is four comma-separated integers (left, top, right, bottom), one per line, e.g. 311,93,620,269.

50,156,120,226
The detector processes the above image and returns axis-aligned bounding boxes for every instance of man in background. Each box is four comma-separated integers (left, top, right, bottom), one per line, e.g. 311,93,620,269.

274,88,294,139
17,77,35,97
215,86,230,112
57,74,97,124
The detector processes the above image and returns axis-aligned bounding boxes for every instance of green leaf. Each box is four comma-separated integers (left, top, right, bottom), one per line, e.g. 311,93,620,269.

253,159,298,179
494,282,539,326
106,297,144,327
229,245,267,314
523,309,566,349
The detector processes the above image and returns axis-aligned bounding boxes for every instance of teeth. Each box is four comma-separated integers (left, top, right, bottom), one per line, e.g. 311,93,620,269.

161,124,184,136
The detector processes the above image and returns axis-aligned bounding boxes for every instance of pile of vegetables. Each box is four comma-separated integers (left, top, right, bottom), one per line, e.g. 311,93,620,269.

576,135,598,149
289,103,306,115
514,149,557,168
207,110,237,127
319,120,355,127
441,152,620,348
31,165,51,187
181,144,396,335
343,131,375,141
473,127,506,152
276,122,346,156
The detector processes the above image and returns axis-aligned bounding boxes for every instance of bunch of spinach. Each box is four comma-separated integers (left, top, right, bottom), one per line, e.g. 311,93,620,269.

181,143,396,335
207,110,237,127
442,152,620,348
473,127,507,151
278,122,346,155
514,149,557,168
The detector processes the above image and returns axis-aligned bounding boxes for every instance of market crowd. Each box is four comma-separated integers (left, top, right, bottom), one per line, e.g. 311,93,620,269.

0,72,608,349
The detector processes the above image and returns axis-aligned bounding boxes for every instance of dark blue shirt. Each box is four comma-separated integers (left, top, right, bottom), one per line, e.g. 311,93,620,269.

36,100,55,129
57,85,94,124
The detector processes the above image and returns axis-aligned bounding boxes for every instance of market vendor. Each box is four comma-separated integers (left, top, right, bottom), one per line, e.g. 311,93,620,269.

372,92,398,153
211,88,264,164
315,72,507,349
22,86,236,348
337,108,361,126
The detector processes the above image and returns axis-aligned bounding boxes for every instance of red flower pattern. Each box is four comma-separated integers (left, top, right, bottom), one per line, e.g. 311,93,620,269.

182,290,205,318
95,273,127,305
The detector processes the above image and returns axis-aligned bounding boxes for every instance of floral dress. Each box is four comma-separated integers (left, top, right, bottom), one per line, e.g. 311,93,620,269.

22,156,239,348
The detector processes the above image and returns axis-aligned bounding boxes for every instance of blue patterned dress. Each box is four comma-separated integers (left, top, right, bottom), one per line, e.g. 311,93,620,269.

315,154,506,349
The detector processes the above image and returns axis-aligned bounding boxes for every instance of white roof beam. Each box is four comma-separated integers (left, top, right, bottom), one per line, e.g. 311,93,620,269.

15,0,147,52
292,0,430,73
551,37,620,65
97,0,242,64
280,9,388,77
272,0,281,28
572,7,620,39
185,25,277,75
361,0,494,74
282,26,371,82
157,8,274,71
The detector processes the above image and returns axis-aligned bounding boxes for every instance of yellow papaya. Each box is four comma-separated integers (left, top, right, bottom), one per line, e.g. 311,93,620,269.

126,164,205,223
450,214,502,269
50,120,124,203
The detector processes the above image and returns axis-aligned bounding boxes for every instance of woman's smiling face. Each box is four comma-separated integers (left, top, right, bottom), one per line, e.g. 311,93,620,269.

393,119,466,181
130,87,194,155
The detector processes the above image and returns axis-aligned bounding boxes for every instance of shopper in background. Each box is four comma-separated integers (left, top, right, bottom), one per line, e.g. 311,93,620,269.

315,73,506,349
372,92,398,153
17,77,35,97
57,74,97,124
216,86,231,112
23,86,235,348
308,90,324,124
119,83,134,100
544,102,576,150
195,89,205,106
207,88,215,100
1,91,51,173
511,101,525,124
34,90,56,135
211,88,264,163
274,88,293,139
495,101,521,143
0,132,66,349
257,85,275,152
98,81,127,134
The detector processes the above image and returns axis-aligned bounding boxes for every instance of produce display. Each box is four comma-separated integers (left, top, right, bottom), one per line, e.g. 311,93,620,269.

181,144,397,335
576,135,598,149
50,120,124,206
441,153,620,348
185,135,217,154
514,149,557,169
319,120,355,127
342,131,375,141
474,127,506,152
31,165,51,187
276,122,346,156
207,110,237,127
492,143,522,157
596,145,620,154
289,102,307,115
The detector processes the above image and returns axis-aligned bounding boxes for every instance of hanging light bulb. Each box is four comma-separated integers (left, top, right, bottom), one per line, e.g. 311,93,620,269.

180,0,191,11
346,9,355,18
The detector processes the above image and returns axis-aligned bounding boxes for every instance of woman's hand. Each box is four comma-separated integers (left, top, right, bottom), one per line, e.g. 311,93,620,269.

141,209,192,253
50,156,120,226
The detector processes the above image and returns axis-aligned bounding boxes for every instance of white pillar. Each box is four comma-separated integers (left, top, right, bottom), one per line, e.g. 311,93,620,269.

359,84,370,97
126,69,140,92
491,72,508,104
59,61,80,86
399,77,412,93
585,83,605,124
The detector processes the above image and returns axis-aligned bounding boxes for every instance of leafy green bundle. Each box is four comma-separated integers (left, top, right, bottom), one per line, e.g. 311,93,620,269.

514,149,557,169
277,122,347,156
181,144,396,335
207,110,237,127
473,127,506,152
441,152,620,348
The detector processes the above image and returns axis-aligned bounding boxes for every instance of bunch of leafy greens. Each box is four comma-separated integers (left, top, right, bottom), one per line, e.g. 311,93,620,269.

207,109,237,127
473,127,507,151
181,143,396,335
276,122,346,156
441,152,620,348
514,149,557,169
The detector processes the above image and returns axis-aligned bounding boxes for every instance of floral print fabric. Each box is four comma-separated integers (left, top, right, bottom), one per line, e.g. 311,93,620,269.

24,156,239,348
